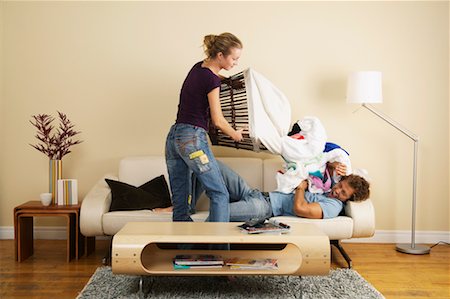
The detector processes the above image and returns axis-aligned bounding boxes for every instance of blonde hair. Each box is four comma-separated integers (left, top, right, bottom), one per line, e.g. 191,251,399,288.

203,33,243,59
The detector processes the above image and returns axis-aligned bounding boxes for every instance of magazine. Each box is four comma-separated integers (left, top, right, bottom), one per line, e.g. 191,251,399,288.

238,219,290,234
173,254,224,266
225,258,278,270
173,263,224,270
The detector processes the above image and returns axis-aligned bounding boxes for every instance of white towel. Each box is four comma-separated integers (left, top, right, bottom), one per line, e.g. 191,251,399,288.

280,117,327,162
244,68,291,154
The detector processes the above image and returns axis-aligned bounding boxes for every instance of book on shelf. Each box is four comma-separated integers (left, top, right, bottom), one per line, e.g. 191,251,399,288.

173,254,224,266
173,263,224,270
225,258,278,270
238,218,290,234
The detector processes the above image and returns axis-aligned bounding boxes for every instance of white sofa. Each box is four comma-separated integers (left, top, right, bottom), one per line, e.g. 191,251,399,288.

80,156,375,267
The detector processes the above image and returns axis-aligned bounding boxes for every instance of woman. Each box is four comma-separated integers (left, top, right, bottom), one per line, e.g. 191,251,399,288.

165,33,244,222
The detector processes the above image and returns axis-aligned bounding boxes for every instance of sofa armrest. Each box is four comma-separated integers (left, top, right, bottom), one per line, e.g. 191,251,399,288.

80,174,117,237
344,198,375,238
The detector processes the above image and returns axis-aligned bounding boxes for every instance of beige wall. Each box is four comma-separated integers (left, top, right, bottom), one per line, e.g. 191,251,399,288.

1,1,448,232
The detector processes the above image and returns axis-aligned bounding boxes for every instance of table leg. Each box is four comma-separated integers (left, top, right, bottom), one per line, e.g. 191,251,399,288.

14,210,19,261
68,214,76,262
17,216,34,262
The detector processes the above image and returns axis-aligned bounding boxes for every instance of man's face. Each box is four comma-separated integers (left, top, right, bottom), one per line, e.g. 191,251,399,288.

328,180,355,202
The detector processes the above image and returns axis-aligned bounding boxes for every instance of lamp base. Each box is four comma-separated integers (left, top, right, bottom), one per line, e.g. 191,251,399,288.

396,243,430,255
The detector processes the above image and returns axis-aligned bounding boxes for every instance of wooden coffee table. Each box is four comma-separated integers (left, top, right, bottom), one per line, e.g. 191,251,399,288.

112,222,330,277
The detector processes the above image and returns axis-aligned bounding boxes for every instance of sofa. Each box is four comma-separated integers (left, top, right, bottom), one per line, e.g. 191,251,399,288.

80,156,375,268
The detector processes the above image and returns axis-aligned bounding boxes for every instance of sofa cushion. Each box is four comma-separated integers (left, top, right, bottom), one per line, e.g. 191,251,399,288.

119,156,169,187
106,175,171,212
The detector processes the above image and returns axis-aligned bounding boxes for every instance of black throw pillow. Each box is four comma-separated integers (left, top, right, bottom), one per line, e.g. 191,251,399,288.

106,175,172,212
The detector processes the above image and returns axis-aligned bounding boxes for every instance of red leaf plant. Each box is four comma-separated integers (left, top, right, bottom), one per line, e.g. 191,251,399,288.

29,111,83,160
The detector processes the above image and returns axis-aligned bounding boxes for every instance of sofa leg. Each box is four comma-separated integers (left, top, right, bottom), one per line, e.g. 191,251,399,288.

102,237,112,266
330,240,352,269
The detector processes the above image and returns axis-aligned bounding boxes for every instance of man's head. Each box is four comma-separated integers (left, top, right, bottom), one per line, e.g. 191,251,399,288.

329,174,370,202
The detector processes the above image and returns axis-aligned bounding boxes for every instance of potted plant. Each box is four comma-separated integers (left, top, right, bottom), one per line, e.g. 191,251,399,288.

30,111,83,203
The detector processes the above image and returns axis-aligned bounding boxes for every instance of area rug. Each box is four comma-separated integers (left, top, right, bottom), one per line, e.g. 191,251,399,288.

77,267,384,299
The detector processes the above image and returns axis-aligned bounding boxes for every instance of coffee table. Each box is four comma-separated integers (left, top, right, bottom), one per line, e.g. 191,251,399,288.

112,222,329,277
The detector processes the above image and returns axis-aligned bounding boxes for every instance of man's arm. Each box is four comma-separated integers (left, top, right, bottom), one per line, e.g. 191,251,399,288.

292,180,323,219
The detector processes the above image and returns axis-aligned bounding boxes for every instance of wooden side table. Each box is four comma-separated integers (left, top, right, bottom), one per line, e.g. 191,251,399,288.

13,201,95,262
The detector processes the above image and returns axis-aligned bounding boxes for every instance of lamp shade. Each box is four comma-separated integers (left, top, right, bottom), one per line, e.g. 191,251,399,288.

346,71,383,104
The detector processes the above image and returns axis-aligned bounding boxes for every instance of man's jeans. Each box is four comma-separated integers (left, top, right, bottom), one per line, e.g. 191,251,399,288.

219,161,273,221
192,160,273,222
165,123,230,222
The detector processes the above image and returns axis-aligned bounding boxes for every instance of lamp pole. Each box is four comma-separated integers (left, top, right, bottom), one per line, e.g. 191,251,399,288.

362,104,430,254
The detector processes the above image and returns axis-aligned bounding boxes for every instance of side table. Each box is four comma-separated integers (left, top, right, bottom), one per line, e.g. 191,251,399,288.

13,201,95,262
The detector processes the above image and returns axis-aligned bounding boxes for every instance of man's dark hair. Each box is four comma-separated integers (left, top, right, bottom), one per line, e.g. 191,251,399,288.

342,174,370,202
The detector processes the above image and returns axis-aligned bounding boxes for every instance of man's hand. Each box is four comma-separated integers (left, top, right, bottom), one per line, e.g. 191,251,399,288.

327,162,347,176
293,179,323,219
297,180,308,191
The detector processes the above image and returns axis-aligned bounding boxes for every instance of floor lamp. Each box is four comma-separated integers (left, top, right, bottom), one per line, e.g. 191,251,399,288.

346,71,430,255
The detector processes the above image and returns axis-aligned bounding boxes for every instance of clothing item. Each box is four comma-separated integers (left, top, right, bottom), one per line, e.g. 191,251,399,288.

269,190,343,219
280,117,327,162
309,168,332,193
176,61,221,130
165,123,230,222
287,122,302,136
324,142,349,156
244,68,292,154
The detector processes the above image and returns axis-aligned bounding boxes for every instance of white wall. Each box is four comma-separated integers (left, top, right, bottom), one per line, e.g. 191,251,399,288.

0,1,448,233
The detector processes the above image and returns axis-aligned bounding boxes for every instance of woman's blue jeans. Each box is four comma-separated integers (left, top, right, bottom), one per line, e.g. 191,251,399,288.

165,123,230,222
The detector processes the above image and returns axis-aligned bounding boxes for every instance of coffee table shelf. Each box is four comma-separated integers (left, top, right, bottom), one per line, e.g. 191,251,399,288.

112,222,329,276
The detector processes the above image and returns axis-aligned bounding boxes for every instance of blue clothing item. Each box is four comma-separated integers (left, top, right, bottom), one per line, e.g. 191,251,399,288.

269,191,344,219
191,161,272,222
217,161,273,221
165,123,230,222
176,62,221,130
324,142,349,156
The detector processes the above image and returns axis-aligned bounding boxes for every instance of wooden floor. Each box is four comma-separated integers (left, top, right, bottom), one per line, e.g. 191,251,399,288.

0,239,449,299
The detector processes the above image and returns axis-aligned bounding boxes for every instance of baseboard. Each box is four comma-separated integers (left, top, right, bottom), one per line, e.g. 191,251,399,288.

1,226,449,244
0,226,67,240
343,230,450,244
0,226,109,240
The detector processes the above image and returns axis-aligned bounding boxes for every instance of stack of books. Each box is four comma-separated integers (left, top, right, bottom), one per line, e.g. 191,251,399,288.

172,254,224,269
57,179,78,205
225,258,279,270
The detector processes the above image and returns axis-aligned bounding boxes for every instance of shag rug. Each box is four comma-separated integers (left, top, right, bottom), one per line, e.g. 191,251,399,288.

77,267,384,299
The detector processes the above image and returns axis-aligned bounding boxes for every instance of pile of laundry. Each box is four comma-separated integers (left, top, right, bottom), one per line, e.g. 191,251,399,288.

243,69,351,194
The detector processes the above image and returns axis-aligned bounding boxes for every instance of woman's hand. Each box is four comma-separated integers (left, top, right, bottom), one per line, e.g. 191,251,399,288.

232,128,244,142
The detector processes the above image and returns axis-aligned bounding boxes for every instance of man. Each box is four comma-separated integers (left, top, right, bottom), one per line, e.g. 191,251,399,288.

155,161,370,221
